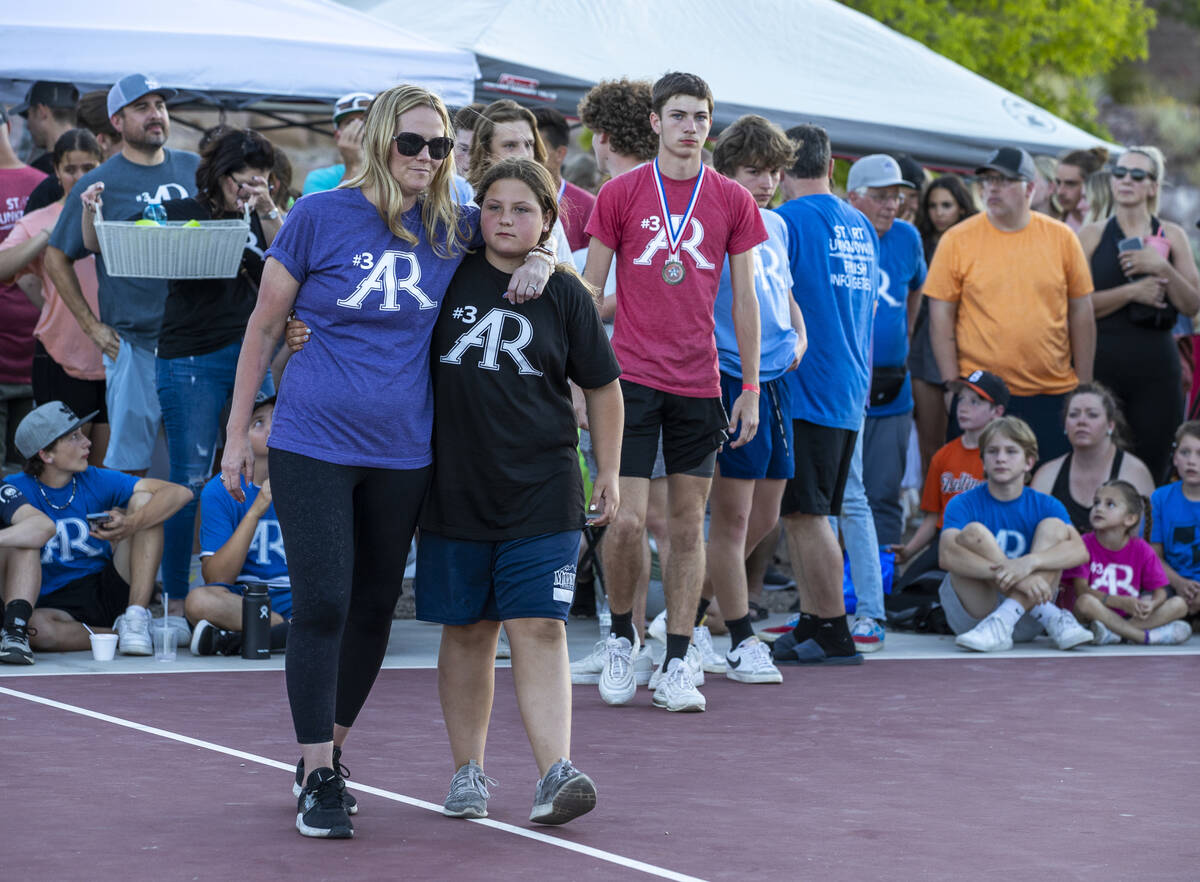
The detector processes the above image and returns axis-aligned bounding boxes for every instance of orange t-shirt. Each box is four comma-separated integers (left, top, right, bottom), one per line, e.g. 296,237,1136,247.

921,436,985,528
924,212,1093,396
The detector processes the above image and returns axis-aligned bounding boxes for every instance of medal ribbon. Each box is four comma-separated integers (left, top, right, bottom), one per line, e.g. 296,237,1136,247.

652,159,705,262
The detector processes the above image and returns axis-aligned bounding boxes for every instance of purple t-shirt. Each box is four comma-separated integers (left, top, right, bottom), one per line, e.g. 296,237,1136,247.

1063,533,1168,618
266,188,478,468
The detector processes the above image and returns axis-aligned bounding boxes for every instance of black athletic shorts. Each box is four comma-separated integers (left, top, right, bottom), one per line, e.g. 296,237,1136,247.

35,561,129,627
619,379,727,479
780,419,857,517
32,341,108,424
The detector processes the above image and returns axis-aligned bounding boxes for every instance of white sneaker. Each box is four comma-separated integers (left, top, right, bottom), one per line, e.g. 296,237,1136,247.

724,636,782,684
598,635,638,705
571,638,652,685
1146,620,1192,645
955,614,1013,652
495,628,511,659
651,645,705,688
1044,608,1092,651
651,657,706,712
115,606,153,656
692,626,727,673
1089,620,1121,646
647,609,667,644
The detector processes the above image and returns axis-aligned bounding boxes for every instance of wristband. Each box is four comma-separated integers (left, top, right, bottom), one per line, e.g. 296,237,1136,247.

528,245,556,266
741,383,759,395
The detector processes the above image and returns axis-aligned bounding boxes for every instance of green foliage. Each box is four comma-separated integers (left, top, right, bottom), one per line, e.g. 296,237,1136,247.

1156,0,1200,28
842,0,1155,133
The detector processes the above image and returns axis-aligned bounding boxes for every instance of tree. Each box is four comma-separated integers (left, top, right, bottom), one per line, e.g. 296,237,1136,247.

842,0,1155,133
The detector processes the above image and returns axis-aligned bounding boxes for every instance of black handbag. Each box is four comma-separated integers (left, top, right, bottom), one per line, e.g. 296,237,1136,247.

869,365,908,407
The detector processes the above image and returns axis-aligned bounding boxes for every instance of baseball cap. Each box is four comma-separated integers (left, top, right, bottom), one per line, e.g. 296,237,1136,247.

333,92,373,125
252,390,277,411
11,81,79,118
893,154,925,189
14,401,99,460
107,74,177,118
847,154,910,192
975,146,1035,182
957,370,1010,409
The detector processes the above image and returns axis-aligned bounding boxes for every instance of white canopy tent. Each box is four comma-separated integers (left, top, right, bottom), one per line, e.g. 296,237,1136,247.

343,0,1112,168
0,0,479,111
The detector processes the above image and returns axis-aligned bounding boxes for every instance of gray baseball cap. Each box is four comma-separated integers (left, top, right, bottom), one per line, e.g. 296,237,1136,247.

15,401,99,460
847,154,911,192
107,73,177,118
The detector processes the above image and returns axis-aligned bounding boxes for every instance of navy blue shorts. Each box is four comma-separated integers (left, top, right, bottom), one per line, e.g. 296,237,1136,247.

414,530,582,624
717,372,794,480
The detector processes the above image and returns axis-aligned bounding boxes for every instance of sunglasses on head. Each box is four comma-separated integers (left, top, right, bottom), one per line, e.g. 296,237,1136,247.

392,132,454,159
1112,166,1155,182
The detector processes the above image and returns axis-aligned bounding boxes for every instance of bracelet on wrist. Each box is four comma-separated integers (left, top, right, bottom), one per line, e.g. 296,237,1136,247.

741,383,760,395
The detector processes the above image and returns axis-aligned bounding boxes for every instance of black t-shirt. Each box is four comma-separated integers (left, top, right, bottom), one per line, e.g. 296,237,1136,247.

420,250,620,541
24,174,63,214
154,198,267,359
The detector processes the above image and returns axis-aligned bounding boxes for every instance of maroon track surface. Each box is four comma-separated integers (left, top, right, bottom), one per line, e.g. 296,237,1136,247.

3,657,1199,880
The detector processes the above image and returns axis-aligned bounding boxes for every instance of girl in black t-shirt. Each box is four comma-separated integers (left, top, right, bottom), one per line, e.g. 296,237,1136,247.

421,159,622,825
155,129,284,607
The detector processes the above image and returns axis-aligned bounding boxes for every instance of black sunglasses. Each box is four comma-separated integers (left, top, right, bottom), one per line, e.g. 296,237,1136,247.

1112,166,1156,182
392,132,454,159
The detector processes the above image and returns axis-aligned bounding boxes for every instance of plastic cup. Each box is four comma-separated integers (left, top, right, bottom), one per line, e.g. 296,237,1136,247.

90,633,118,661
153,626,177,662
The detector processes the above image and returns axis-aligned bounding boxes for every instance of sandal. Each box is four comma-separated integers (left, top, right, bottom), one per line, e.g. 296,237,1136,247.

748,600,769,622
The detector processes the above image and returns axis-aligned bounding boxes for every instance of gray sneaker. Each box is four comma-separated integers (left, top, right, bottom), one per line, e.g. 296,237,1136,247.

0,620,34,665
529,758,596,825
443,760,495,819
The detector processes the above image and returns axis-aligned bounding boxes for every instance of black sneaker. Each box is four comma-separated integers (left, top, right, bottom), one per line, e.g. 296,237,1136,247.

296,767,353,838
189,619,242,656
0,620,35,665
529,758,596,825
294,746,357,815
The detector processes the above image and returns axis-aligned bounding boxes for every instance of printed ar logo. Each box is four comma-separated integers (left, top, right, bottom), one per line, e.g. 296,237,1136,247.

339,250,437,311
995,529,1028,559
632,215,714,270
440,307,542,375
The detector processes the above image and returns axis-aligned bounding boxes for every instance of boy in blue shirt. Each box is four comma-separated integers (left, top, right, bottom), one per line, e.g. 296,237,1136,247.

939,416,1092,651
1150,420,1200,615
4,402,191,657
187,394,291,655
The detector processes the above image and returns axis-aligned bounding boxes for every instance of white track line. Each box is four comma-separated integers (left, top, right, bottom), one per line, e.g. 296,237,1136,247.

0,685,704,882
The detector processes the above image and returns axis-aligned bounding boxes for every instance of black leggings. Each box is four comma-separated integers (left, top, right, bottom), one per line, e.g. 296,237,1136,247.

270,447,431,744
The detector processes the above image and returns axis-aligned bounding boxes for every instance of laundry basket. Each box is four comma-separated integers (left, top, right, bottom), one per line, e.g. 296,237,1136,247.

93,204,250,279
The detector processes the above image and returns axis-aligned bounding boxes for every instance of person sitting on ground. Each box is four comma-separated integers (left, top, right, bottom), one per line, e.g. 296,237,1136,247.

891,370,1008,584
937,416,1092,652
2,402,190,657
1150,420,1200,616
186,393,290,656
1065,480,1191,646
0,483,56,664
1030,382,1155,534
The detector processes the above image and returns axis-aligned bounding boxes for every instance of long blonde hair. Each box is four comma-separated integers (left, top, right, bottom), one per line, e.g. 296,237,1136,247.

344,84,470,258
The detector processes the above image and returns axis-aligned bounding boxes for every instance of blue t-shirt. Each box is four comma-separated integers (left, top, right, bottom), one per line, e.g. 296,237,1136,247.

49,149,200,350
266,187,479,468
1,482,31,527
714,208,797,382
5,468,138,595
198,475,289,587
774,194,879,430
1150,482,1200,580
868,219,927,418
943,484,1071,559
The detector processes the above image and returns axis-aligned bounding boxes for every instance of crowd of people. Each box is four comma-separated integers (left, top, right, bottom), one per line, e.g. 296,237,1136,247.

1,69,1199,842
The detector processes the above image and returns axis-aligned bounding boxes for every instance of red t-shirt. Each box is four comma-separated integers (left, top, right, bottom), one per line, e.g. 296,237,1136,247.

560,180,596,253
921,436,985,528
0,165,48,384
585,163,766,398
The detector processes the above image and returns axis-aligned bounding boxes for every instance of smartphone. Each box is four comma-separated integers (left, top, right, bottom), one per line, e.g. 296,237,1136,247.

86,512,112,526
585,505,602,523
1117,236,1143,252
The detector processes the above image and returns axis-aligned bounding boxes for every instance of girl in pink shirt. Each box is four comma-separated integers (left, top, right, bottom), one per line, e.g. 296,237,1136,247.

0,129,107,463
1067,479,1191,645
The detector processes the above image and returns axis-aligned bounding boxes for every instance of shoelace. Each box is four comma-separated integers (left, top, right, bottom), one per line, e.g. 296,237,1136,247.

2,621,36,642
745,640,773,668
332,748,351,782
542,760,579,791
606,639,632,677
450,764,497,799
307,773,346,811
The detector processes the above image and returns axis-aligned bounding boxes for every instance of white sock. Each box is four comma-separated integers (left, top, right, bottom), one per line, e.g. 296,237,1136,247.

1028,602,1060,626
992,597,1026,631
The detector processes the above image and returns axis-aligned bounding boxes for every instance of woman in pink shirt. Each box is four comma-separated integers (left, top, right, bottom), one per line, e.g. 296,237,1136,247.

0,129,107,463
